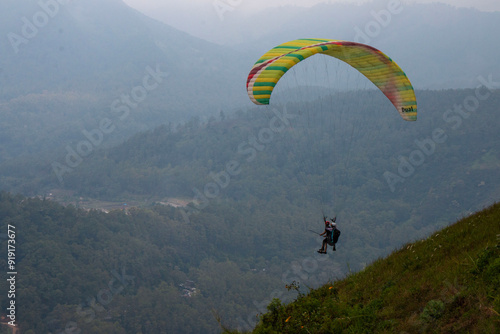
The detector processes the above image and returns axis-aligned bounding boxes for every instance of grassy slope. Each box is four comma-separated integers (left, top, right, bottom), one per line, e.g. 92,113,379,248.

228,202,500,333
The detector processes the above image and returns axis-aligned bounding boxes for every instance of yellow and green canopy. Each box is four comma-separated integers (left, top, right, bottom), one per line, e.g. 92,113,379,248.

247,38,417,121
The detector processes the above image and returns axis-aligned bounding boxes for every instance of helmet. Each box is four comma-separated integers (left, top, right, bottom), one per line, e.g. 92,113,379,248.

331,222,337,227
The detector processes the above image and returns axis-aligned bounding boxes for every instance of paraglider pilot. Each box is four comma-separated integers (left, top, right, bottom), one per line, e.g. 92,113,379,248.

317,216,339,254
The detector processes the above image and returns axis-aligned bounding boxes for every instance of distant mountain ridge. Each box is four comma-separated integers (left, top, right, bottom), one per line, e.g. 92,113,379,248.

0,0,250,164
2,1,499,102
0,0,248,108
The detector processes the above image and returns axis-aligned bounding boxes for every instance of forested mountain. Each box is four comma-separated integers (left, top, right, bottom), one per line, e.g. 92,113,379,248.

5,88,498,236
0,0,248,163
0,0,245,103
0,192,296,333
1,0,500,192
2,0,500,168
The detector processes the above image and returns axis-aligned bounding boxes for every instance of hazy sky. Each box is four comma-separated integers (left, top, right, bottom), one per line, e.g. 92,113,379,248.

121,0,500,43
123,0,500,15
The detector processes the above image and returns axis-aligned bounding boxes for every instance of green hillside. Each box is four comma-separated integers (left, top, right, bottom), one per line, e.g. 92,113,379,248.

229,202,500,334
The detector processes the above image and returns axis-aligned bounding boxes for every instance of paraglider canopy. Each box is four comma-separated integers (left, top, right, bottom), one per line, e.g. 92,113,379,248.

246,38,417,121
